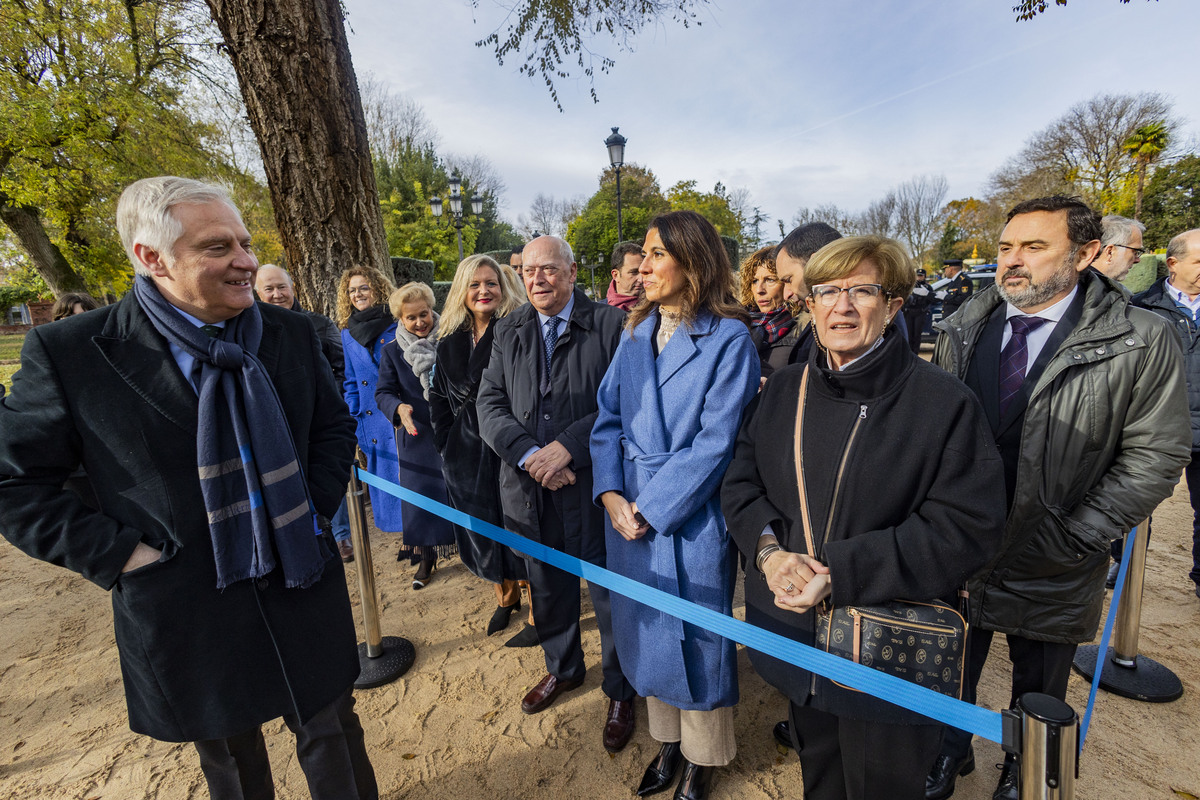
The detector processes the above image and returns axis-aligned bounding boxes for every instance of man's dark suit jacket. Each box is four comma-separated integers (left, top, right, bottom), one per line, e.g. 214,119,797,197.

477,288,624,559
0,294,359,742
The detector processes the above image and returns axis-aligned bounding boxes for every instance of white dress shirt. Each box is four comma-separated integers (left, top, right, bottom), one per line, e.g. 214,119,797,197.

1001,285,1078,368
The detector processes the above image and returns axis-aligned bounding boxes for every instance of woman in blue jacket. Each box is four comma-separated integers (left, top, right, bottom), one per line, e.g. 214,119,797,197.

336,265,404,540
591,210,760,800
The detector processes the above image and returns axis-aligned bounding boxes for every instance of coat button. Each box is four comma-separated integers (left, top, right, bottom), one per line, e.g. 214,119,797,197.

1073,354,1082,360
1095,347,1106,355
366,410,372,415
543,413,551,420
371,438,377,443
523,412,530,419
1125,338,1135,346
525,501,531,509
362,380,368,386
257,578,268,590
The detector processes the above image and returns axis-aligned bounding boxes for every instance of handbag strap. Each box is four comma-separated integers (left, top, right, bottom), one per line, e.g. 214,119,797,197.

792,366,820,561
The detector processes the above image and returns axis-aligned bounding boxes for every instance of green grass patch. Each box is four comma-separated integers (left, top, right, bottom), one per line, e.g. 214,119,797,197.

0,332,25,362
1,333,26,392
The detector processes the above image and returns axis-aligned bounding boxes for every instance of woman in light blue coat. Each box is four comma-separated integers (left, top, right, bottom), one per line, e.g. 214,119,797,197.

335,265,405,537
591,210,759,800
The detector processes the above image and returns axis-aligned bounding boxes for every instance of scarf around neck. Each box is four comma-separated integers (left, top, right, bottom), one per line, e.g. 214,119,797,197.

607,280,640,312
347,304,393,350
133,276,326,589
752,304,794,344
394,310,440,401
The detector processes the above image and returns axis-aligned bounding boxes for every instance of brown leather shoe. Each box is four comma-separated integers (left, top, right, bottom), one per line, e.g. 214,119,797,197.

521,674,583,714
603,698,635,752
337,539,354,563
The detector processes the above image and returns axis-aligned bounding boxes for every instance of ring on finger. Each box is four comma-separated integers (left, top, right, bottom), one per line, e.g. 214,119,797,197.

785,582,795,593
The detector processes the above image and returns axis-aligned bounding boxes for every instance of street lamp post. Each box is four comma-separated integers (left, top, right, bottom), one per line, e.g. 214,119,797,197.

605,127,627,243
429,170,484,262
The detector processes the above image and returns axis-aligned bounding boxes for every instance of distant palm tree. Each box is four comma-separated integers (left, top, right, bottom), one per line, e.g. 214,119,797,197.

1123,122,1171,219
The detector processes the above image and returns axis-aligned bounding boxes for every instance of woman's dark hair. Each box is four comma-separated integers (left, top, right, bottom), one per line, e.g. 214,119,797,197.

627,211,749,333
51,292,100,321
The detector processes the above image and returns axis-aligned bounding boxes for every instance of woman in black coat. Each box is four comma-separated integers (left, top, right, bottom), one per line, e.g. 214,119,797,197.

429,255,530,634
376,282,456,589
721,236,1006,800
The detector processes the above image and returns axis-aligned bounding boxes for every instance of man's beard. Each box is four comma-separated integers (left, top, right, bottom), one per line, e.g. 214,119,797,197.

997,247,1080,310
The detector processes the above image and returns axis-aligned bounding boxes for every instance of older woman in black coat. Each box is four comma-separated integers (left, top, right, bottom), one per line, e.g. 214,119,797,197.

721,236,1006,800
429,255,531,635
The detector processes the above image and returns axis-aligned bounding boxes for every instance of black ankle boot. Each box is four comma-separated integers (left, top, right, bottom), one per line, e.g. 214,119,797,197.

672,760,713,800
637,741,683,797
487,602,519,635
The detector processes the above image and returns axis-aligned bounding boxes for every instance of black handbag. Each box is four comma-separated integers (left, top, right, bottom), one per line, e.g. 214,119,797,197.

792,366,967,698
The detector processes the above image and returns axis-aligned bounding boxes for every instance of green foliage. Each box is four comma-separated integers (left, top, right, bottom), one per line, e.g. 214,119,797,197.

566,164,669,266
1142,155,1200,249
0,0,271,296
390,257,435,287
666,180,743,239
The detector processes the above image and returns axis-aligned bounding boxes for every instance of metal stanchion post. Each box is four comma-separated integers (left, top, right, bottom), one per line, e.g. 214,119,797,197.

346,462,415,688
1072,520,1183,702
1002,693,1078,800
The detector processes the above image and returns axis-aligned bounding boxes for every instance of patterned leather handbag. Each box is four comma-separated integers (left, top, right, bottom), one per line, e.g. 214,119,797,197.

792,367,967,698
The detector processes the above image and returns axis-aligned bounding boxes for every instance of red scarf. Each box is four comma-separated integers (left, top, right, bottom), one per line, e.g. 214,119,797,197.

606,280,640,311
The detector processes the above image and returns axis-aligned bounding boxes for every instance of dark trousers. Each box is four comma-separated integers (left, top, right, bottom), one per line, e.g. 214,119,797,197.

938,628,1077,762
902,308,927,354
1186,452,1200,586
524,499,634,701
789,703,941,800
193,687,377,800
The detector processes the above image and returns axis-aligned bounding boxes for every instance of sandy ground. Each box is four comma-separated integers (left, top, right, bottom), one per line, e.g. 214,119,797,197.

2,480,1200,800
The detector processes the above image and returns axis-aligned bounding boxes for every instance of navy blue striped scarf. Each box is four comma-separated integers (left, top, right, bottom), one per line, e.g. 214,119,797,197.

134,276,327,589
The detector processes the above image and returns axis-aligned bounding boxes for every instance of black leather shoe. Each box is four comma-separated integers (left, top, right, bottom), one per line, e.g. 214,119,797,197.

672,761,713,800
993,760,1018,800
1105,561,1120,590
772,720,793,750
637,742,683,797
925,747,975,800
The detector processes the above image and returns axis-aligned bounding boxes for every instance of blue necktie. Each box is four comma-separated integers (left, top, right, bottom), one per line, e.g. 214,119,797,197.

998,315,1049,417
543,316,561,378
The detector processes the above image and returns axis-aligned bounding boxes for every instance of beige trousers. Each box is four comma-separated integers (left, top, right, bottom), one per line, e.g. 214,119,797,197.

645,696,736,767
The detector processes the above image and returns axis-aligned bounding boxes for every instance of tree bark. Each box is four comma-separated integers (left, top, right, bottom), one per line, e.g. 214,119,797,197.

0,200,88,296
202,0,390,317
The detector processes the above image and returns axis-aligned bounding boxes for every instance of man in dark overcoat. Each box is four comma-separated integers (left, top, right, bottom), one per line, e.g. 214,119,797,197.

0,176,374,799
477,235,637,753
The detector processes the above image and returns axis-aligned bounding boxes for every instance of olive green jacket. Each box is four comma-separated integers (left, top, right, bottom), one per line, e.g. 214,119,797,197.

934,270,1189,643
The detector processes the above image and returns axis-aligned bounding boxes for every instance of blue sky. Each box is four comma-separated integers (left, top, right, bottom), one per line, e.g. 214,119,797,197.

342,0,1199,233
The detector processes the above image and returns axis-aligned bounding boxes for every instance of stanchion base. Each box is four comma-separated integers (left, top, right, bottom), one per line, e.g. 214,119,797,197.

1072,645,1183,703
354,636,415,690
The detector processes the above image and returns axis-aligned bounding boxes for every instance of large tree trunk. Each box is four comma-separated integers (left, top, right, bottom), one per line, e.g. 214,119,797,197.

202,0,390,317
0,200,89,296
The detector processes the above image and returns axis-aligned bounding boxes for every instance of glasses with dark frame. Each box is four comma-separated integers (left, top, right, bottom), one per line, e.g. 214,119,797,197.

808,283,888,307
1114,244,1146,258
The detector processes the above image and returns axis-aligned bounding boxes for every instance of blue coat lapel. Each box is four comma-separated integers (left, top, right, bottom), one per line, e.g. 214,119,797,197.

656,310,718,387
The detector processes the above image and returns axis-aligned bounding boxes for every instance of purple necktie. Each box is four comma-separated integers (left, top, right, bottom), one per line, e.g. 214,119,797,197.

998,315,1049,417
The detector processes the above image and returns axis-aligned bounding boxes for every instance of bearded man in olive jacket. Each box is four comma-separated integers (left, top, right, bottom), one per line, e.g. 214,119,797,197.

0,177,375,800
927,196,1189,800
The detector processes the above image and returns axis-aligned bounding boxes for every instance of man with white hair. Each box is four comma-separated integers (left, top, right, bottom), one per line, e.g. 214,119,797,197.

1093,215,1146,283
0,176,376,799
1133,228,1200,598
478,235,636,752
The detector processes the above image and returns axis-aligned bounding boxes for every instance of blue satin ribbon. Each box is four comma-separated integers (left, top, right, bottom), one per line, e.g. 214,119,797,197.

357,467,1011,743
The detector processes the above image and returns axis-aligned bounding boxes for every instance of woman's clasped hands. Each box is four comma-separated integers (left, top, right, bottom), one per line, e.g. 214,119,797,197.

762,549,832,612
